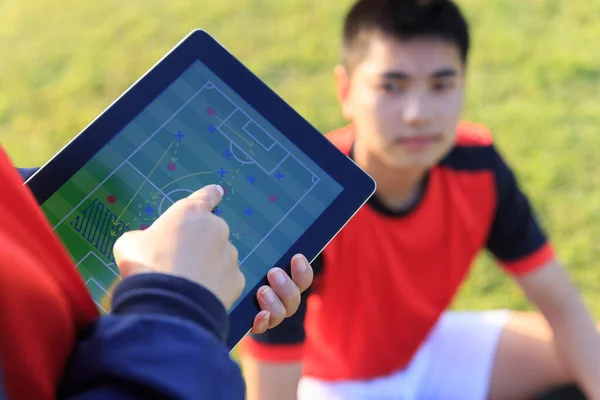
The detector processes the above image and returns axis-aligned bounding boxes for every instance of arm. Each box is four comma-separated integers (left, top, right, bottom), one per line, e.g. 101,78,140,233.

240,258,317,400
59,272,247,400
516,260,600,399
240,294,307,400
239,255,324,400
242,364,302,400
241,336,304,400
485,145,600,398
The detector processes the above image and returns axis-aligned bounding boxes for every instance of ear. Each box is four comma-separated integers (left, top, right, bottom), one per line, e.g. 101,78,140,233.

333,64,353,120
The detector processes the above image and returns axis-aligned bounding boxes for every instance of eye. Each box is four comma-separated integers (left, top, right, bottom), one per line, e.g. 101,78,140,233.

432,79,455,92
379,80,406,93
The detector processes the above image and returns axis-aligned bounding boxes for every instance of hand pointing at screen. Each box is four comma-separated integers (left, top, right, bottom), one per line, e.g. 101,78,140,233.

113,183,313,333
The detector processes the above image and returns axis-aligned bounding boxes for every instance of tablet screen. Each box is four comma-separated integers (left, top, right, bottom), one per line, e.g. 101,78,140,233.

40,60,343,313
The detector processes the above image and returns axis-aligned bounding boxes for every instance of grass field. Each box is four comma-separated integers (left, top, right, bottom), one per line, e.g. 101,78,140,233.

1,0,600,358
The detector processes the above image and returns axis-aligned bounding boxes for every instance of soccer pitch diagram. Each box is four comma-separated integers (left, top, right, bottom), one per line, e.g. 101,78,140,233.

41,75,336,313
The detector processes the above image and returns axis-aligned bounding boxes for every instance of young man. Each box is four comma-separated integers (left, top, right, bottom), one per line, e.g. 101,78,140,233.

238,0,600,399
1,146,314,398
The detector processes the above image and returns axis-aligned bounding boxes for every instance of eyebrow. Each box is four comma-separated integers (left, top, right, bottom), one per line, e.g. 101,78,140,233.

381,68,458,80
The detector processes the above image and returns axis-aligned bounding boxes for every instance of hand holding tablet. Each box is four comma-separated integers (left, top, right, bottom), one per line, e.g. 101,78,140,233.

26,30,375,349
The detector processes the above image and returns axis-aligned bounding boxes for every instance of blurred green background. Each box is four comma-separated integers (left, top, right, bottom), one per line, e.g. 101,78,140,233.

1,0,599,330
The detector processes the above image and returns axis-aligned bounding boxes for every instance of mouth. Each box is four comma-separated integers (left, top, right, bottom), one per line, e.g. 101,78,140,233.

393,134,442,150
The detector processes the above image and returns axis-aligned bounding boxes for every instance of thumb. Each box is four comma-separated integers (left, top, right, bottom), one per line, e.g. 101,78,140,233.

187,184,224,212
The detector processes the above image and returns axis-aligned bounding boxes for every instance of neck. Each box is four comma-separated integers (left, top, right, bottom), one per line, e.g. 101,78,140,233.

353,145,427,211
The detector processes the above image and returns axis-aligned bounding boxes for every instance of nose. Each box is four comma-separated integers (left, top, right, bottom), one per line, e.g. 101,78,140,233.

402,91,433,127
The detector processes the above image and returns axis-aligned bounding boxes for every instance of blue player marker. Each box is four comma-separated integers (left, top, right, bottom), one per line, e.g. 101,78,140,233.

173,130,185,141
246,174,257,185
217,167,228,178
143,205,154,217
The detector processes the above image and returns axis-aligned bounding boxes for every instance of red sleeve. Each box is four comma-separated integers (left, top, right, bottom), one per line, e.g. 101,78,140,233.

0,149,98,399
499,243,554,275
485,145,555,275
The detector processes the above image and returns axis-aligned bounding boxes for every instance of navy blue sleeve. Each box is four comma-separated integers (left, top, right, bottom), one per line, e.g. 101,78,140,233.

248,254,324,345
58,273,246,400
485,145,552,266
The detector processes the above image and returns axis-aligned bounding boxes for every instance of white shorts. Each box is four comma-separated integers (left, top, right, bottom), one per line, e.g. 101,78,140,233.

297,310,511,400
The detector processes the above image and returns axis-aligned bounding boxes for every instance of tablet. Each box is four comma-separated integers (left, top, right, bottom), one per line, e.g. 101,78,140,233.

25,30,375,350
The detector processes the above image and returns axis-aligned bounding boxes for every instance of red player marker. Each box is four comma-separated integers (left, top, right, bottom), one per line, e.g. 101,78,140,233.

140,224,149,230
218,185,229,196
167,162,177,171
107,195,117,204
207,107,215,116
268,194,278,203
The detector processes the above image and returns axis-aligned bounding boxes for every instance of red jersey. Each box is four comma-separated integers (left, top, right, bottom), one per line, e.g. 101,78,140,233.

239,121,554,381
0,148,98,399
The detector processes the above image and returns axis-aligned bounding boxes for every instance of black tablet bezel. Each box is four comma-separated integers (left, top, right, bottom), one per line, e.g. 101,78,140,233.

25,29,375,350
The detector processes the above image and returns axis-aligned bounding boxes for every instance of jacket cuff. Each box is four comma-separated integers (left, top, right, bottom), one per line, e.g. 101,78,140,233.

111,273,229,342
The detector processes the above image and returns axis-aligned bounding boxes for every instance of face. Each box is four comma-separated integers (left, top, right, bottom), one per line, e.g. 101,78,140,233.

335,35,466,171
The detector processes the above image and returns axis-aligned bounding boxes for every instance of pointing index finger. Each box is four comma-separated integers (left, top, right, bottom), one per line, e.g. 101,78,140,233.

188,184,224,212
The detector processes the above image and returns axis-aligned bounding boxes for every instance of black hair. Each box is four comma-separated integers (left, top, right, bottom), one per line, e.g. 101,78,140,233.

342,0,470,71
